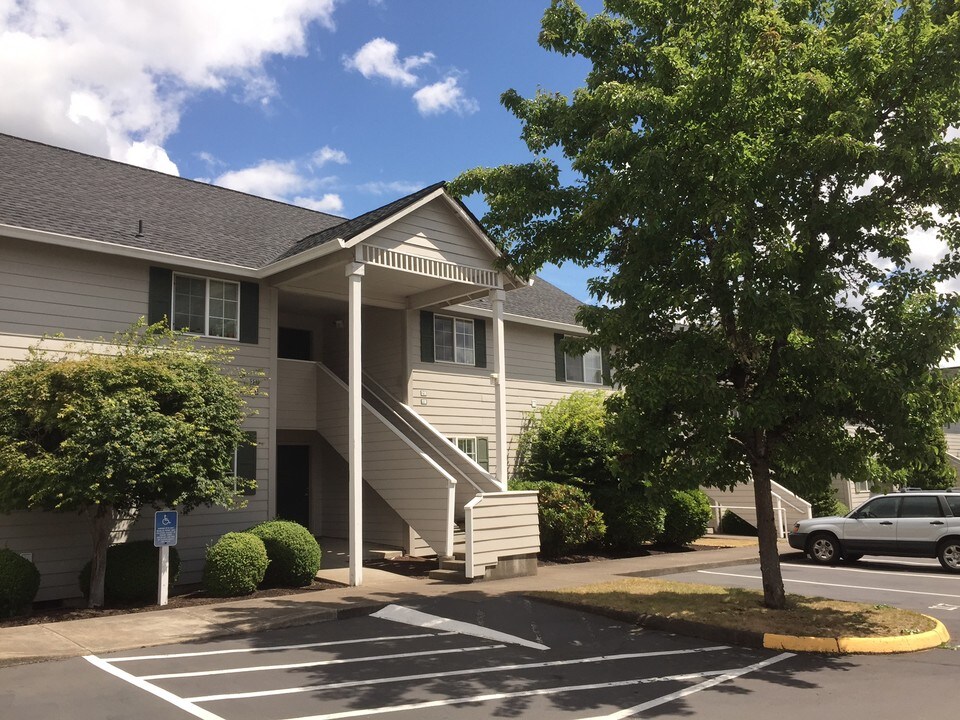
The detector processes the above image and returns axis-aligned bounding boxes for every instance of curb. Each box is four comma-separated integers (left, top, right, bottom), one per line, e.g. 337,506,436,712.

528,598,951,655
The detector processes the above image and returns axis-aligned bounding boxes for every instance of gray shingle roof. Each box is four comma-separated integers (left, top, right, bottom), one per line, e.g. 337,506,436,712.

0,133,345,268
465,276,586,326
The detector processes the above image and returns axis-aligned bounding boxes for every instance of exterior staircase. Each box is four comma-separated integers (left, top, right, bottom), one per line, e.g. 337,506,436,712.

701,479,812,537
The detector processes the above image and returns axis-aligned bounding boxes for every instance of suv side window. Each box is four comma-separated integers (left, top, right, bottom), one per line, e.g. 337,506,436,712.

900,496,943,518
946,496,960,517
857,496,900,519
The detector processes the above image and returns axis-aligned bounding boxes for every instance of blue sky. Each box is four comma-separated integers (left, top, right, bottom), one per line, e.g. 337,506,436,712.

0,0,603,301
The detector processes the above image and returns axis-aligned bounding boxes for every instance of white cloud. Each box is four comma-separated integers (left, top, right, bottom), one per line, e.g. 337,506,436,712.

412,76,479,116
0,0,337,174
311,145,348,167
214,160,306,200
357,180,424,195
294,194,344,213
343,37,433,87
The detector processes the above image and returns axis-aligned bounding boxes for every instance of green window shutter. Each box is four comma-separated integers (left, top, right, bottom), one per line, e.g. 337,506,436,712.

554,333,566,382
237,430,257,496
420,311,435,363
474,318,487,368
601,349,612,386
476,437,489,471
148,267,172,327
239,282,259,344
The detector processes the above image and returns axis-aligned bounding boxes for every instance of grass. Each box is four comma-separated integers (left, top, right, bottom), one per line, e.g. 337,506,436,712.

531,577,935,639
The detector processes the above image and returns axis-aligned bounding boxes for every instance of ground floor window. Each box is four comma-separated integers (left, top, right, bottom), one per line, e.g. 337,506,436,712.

448,436,489,471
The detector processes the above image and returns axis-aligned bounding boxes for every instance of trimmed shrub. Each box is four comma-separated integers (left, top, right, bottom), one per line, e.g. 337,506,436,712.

511,480,605,557
247,520,321,587
594,489,665,551
0,548,41,618
203,532,268,597
79,540,181,604
657,489,712,546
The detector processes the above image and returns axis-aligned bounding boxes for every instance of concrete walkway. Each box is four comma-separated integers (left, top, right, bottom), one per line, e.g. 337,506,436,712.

0,541,763,668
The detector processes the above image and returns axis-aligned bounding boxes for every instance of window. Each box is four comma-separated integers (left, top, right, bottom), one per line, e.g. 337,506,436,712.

448,436,489,471
565,347,604,385
853,480,870,493
857,496,899,519
900,496,943,518
435,314,475,365
173,274,239,339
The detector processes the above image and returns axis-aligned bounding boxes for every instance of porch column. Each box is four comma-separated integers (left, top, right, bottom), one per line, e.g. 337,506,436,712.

490,288,508,490
347,261,365,586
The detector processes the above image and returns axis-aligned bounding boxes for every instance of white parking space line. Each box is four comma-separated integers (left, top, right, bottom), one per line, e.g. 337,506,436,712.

277,668,754,720
788,564,960,582
577,652,795,720
140,644,505,680
185,646,732,703
371,603,550,650
106,632,457,663
698,571,960,600
83,654,226,720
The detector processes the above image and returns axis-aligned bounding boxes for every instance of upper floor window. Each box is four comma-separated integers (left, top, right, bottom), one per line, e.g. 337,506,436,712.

565,347,604,385
173,274,239,339
435,314,475,365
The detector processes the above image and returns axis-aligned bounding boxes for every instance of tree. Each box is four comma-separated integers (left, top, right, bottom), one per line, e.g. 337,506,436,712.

0,320,260,607
453,0,960,608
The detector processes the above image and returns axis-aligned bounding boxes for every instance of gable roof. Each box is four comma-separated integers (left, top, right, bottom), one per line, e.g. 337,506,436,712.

0,133,347,269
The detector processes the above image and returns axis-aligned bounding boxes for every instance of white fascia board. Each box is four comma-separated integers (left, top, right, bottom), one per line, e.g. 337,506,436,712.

448,303,587,334
341,187,447,249
0,223,261,277
258,238,347,278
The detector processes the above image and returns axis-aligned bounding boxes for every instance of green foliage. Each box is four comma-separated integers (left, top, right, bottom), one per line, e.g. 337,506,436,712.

658,490,713,546
0,319,260,606
0,548,41,618
453,0,960,607
78,540,181,604
511,480,605,556
720,511,758,537
0,320,259,515
593,488,665,551
247,520,321,587
513,390,618,490
203,532,268,597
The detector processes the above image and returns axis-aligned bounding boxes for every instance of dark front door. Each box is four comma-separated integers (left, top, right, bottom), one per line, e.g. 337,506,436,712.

277,445,310,528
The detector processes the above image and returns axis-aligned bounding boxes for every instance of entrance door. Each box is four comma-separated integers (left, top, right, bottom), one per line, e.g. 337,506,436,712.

277,445,310,528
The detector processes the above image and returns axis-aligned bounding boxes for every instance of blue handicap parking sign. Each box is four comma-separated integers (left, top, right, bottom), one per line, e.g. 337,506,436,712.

154,511,179,547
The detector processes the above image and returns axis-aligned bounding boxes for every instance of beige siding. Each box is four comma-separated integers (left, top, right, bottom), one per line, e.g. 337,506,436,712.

277,359,318,430
365,199,496,269
465,491,540,578
0,238,275,598
363,306,405,398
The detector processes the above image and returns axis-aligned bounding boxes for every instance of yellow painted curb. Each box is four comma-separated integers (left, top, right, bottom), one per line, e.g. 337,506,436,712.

763,616,950,654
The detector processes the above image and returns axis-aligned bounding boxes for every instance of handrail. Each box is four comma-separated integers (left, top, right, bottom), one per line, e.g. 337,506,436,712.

770,479,813,514
361,372,494,495
709,502,790,538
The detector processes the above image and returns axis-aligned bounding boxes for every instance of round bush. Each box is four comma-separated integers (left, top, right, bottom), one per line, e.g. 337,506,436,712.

247,520,321,587
79,540,181,604
203,532,268,597
511,480,606,557
0,548,41,618
657,489,712,546
594,489,665,551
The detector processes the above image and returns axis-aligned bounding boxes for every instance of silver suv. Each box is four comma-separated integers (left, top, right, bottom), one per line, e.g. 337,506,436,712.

788,490,960,572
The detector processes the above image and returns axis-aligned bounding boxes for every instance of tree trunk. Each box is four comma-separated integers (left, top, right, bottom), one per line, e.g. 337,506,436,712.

87,504,115,609
750,457,786,609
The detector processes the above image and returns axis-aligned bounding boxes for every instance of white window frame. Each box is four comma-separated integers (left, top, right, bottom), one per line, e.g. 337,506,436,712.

447,436,488,470
565,347,604,385
172,273,240,340
853,480,870,494
434,314,475,366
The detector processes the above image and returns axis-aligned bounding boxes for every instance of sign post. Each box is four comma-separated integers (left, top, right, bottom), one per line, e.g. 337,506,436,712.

154,511,178,606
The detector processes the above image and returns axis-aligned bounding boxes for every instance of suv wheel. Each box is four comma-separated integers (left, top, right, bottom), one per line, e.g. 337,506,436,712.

808,533,840,565
938,539,960,573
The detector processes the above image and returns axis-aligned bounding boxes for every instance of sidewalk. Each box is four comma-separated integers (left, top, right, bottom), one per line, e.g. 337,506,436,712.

0,541,763,668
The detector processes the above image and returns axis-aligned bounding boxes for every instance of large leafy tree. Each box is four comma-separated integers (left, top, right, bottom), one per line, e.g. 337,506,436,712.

453,0,960,608
0,321,259,607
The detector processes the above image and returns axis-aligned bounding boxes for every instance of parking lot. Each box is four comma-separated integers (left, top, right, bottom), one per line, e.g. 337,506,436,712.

662,553,960,646
31,598,793,720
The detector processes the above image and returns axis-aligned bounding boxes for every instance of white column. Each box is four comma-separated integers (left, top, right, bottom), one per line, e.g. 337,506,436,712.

347,261,365,586
490,288,508,490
